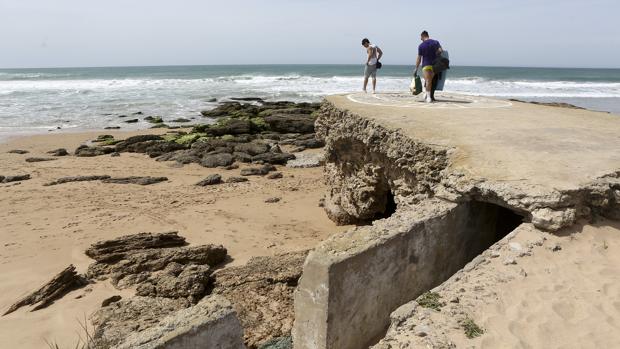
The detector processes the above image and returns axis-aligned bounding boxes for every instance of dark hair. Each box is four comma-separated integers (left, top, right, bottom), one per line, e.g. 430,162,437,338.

421,31,429,37
361,38,370,45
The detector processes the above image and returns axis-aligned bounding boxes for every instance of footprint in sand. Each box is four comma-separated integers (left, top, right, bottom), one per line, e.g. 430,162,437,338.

551,301,575,320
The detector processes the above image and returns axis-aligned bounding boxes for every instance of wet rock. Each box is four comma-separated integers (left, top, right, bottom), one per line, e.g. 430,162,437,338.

225,164,240,170
196,174,223,186
114,135,164,152
265,197,281,203
293,138,325,149
47,148,69,156
124,118,139,123
206,97,217,102
101,295,122,307
234,142,270,156
207,146,234,155
102,176,168,185
252,152,295,165
142,141,187,158
1,174,30,183
207,119,253,136
93,135,115,143
2,265,88,316
201,153,234,168
241,167,266,176
226,176,249,183
44,175,111,186
231,97,265,102
212,251,307,348
267,172,283,180
7,149,29,154
104,126,121,130
74,145,115,157
264,114,316,134
144,116,163,124
233,151,253,163
25,157,57,163
85,232,186,262
156,150,201,164
171,118,191,123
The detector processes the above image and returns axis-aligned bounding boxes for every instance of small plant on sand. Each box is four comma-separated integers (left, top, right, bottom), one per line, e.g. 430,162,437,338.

417,292,443,311
44,315,96,349
462,317,484,339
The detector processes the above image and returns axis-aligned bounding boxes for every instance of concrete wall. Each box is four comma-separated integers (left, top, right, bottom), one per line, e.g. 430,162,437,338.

293,199,504,349
116,295,245,349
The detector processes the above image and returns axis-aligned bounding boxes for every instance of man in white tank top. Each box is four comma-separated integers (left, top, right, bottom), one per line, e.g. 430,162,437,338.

362,38,383,94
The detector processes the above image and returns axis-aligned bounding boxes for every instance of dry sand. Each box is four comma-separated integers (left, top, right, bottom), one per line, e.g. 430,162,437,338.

0,130,348,349
376,221,620,349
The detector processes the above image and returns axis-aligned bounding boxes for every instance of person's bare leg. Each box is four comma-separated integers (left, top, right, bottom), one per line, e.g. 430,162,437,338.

363,77,369,92
372,77,377,93
423,70,435,102
423,70,435,93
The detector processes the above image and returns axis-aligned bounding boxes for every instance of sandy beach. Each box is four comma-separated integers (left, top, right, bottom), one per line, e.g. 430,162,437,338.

0,129,348,349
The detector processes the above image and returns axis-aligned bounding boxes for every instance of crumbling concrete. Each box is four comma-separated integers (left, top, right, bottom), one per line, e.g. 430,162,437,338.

114,295,245,349
293,199,521,349
292,93,620,349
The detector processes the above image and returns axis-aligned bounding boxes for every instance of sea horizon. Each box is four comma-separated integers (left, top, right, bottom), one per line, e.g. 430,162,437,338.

1,64,619,140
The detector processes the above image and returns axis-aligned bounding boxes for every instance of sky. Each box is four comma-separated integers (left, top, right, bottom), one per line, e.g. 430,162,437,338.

0,0,618,69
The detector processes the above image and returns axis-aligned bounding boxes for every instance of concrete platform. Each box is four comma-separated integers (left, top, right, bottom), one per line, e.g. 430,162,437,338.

330,92,620,191
292,92,620,349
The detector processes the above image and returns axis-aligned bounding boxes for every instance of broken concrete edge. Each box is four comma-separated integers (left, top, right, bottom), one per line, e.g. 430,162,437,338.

317,99,620,231
316,101,449,225
294,198,500,349
371,223,549,348
114,295,245,349
292,100,620,349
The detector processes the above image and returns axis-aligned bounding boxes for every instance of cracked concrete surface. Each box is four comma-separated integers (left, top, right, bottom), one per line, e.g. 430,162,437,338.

318,93,620,230
292,93,620,349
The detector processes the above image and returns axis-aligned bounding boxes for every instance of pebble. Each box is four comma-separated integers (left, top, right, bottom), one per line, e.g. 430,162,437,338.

490,251,501,258
503,258,517,265
414,324,430,337
509,242,523,252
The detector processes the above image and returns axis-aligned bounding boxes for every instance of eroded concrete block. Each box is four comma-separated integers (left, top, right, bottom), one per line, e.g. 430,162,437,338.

293,198,513,349
115,295,245,349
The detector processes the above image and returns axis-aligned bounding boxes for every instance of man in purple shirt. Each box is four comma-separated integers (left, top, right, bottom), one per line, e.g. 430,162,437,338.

415,31,443,103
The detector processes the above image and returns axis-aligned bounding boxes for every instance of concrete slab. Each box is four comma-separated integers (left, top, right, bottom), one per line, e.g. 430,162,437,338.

328,92,620,191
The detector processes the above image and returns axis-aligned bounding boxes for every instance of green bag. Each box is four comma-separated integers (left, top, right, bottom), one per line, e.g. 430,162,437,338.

410,72,423,95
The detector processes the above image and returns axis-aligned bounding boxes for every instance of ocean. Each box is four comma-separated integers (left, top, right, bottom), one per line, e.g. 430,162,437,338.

1,65,619,140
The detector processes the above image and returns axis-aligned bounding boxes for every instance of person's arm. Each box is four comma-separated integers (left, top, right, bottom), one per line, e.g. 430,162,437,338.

415,55,421,74
366,47,373,65
376,47,383,61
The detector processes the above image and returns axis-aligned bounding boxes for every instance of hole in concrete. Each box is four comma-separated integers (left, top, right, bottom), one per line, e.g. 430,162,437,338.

462,201,524,260
373,189,397,221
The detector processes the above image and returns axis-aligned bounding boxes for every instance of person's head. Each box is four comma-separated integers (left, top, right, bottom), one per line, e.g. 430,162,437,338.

361,38,370,48
420,31,429,41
